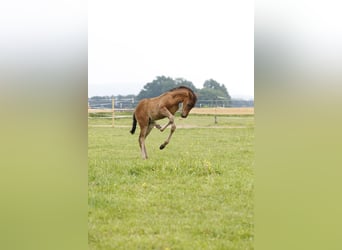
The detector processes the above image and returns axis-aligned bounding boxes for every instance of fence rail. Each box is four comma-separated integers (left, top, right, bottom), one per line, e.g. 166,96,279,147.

190,107,254,115
89,97,254,109
88,108,134,113
88,107,254,127
88,107,254,115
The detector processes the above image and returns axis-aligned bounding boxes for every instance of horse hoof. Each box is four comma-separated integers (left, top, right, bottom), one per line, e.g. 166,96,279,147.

160,145,165,150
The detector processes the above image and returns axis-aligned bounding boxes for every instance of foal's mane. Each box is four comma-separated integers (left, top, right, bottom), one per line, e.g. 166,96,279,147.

168,86,194,93
167,86,197,101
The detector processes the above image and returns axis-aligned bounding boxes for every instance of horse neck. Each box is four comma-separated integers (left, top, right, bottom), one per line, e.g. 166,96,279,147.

171,90,188,104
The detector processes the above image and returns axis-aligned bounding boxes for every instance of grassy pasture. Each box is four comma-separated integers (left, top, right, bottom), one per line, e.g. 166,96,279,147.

88,115,254,249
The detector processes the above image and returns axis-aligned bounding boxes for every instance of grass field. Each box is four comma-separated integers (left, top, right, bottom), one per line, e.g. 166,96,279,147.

88,114,254,249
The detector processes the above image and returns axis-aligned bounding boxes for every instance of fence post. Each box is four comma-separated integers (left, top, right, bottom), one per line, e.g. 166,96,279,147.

214,107,218,124
112,97,115,128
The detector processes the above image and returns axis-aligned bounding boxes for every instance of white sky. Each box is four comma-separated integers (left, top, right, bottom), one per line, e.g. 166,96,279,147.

88,0,254,98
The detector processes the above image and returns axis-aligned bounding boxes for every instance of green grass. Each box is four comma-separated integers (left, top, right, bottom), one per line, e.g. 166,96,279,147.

88,116,254,249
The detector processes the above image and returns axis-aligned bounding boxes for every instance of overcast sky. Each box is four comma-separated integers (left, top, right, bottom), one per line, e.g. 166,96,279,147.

88,0,254,99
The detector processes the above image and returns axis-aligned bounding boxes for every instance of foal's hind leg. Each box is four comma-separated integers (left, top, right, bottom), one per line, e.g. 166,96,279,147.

138,120,155,159
146,121,155,137
138,127,148,159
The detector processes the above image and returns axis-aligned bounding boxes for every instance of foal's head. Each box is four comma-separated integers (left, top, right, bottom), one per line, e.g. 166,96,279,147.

181,88,197,118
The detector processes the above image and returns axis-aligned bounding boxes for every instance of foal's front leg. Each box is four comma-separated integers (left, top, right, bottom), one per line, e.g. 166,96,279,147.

154,123,162,130
154,121,170,132
158,108,176,150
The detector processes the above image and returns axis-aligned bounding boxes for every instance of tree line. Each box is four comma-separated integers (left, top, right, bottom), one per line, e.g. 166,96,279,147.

89,76,253,108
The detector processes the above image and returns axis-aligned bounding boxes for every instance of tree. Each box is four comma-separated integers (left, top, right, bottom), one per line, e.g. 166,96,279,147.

174,78,198,92
135,76,231,107
199,88,224,100
203,79,230,99
137,76,177,100
198,79,231,107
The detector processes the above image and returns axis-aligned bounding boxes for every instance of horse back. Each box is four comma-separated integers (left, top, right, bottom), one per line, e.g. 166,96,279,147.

135,97,171,121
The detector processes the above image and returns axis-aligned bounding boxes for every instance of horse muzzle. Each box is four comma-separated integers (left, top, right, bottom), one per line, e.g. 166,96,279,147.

181,113,188,118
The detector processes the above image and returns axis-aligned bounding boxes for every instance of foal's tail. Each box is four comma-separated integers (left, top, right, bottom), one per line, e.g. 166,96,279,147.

130,113,137,134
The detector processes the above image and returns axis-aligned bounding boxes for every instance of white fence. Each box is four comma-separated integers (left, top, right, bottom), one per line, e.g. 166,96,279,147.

88,98,254,127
